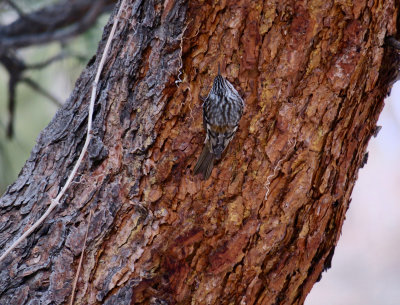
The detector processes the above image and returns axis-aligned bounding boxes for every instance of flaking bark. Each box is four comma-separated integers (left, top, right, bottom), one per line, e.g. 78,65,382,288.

0,0,399,304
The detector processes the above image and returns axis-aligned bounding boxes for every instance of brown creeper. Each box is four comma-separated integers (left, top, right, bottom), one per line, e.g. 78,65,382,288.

193,66,244,179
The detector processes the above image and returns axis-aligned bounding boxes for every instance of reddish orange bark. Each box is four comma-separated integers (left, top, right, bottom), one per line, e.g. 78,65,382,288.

0,1,398,304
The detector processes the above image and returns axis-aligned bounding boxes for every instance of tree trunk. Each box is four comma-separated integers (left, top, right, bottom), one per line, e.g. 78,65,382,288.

0,0,398,304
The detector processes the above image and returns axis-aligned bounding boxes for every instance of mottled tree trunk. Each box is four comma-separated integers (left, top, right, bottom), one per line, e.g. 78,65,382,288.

0,0,398,304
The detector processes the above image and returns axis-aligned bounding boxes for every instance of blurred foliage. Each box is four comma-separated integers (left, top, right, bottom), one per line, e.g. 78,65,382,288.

0,2,109,194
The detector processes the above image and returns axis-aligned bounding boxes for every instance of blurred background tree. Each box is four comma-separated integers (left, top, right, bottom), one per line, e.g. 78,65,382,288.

0,0,114,193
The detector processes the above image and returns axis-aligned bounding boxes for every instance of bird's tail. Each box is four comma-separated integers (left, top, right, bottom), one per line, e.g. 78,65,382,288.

193,145,215,180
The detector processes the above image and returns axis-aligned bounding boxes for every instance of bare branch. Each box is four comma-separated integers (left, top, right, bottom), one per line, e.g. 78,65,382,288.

0,0,115,48
3,0,26,18
25,51,87,70
0,0,112,138
0,0,126,265
25,52,68,70
21,77,63,107
69,210,93,305
6,75,17,138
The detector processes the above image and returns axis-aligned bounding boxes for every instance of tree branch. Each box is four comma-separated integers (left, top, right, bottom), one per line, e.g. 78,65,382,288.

3,0,26,19
0,0,114,138
0,0,116,48
0,0,126,265
6,75,17,138
0,0,110,48
25,52,68,70
21,77,63,107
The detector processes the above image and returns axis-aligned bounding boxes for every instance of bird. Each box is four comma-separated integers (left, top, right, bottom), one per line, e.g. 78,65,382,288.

193,65,244,179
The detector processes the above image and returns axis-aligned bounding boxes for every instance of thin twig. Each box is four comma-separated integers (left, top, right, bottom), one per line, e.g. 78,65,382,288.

6,75,18,138
1,1,107,48
21,77,63,107
0,199,59,263
3,0,53,26
4,0,25,18
69,210,93,305
175,23,189,87
264,139,296,201
0,0,127,264
25,52,68,70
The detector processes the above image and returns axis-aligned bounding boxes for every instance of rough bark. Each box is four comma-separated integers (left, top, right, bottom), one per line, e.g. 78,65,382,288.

0,0,398,304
